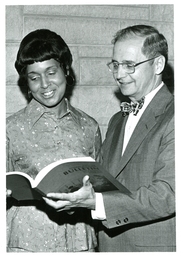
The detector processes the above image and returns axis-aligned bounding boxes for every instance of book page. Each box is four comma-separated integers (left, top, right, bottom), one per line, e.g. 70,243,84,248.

35,160,118,195
33,156,95,188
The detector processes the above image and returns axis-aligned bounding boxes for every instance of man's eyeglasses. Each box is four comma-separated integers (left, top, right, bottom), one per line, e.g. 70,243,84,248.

107,56,160,74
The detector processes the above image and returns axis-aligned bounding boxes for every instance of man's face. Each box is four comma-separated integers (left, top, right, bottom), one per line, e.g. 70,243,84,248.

112,37,157,101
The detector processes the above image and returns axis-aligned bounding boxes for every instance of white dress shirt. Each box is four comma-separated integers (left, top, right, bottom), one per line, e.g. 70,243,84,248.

91,82,164,220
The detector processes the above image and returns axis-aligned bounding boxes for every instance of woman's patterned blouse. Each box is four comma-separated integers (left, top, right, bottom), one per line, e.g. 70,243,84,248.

6,98,102,252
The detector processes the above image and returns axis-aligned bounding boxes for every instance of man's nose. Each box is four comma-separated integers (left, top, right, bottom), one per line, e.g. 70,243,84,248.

115,64,128,79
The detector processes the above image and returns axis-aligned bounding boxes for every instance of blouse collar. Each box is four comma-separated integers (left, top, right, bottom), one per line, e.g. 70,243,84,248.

25,98,80,129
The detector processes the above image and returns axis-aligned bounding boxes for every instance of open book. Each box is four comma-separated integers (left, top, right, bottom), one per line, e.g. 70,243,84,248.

6,156,131,201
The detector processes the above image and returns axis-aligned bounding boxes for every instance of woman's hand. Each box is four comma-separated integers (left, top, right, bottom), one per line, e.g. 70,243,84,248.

43,175,96,212
6,189,12,197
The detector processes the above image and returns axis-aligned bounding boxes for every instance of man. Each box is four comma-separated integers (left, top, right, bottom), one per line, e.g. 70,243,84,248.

44,25,175,252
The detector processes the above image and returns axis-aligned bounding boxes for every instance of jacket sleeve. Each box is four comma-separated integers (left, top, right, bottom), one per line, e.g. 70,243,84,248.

101,115,175,229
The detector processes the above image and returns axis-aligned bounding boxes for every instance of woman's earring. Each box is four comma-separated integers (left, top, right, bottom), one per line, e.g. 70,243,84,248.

66,75,75,86
28,90,32,99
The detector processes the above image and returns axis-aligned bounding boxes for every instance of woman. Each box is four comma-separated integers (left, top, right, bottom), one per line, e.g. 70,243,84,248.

6,29,102,252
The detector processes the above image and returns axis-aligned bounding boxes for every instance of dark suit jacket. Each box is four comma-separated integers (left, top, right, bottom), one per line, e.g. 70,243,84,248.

98,85,175,252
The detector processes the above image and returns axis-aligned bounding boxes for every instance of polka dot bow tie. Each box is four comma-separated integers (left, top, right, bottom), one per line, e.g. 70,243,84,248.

120,97,145,117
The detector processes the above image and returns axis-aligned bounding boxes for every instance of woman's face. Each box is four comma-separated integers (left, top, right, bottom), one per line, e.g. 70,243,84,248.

26,59,67,108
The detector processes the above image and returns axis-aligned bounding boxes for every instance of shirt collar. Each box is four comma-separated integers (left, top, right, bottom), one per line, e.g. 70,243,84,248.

130,82,164,107
25,98,81,129
128,82,164,118
63,98,82,125
144,81,164,106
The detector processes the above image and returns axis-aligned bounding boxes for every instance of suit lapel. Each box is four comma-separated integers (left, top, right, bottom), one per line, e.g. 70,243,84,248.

108,116,128,176
114,109,156,178
113,85,173,178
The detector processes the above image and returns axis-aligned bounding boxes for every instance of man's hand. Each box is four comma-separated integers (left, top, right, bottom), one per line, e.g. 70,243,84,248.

43,175,96,212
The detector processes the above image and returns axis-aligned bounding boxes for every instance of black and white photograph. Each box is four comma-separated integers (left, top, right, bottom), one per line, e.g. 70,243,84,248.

5,3,179,254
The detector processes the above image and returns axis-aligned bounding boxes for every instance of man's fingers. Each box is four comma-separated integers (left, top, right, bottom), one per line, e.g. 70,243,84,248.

43,197,59,208
46,192,72,200
83,175,91,187
43,197,70,209
46,176,91,201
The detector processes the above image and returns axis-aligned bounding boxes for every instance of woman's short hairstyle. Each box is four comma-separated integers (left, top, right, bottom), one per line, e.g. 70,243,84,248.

112,25,168,66
15,29,72,76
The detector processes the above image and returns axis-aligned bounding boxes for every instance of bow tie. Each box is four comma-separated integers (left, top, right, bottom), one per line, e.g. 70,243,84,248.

120,97,145,117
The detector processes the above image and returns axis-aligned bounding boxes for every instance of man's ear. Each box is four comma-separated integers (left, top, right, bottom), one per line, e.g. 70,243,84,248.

155,55,166,75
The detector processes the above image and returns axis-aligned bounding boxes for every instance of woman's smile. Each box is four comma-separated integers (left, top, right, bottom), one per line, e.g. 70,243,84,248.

42,89,55,98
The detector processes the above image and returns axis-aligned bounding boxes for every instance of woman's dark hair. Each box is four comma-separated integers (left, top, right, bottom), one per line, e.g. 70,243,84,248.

112,25,168,66
15,29,72,76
